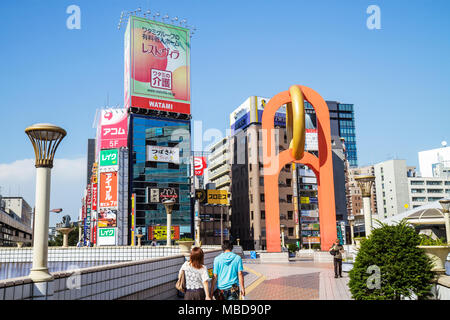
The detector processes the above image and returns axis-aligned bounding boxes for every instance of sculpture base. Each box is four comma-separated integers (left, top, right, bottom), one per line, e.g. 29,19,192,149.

29,267,53,282
259,252,290,263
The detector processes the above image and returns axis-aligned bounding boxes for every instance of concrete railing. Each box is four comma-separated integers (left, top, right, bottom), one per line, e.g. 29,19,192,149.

0,248,222,300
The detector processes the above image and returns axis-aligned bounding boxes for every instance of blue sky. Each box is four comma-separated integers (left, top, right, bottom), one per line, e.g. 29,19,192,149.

0,0,449,224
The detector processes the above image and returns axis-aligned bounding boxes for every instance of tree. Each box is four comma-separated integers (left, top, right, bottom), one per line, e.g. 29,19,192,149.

348,220,434,300
49,226,80,247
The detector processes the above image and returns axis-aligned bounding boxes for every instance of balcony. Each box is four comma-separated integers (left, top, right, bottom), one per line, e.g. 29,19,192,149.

209,166,231,181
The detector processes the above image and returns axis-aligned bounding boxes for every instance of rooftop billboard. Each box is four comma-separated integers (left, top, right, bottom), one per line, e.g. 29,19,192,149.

125,16,190,114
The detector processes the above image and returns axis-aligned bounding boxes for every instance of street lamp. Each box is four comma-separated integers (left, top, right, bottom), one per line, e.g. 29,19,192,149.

438,199,450,245
354,175,375,237
25,123,66,282
163,198,175,246
347,214,355,245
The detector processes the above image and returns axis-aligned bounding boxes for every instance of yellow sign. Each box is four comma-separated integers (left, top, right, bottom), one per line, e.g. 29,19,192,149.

300,197,310,204
208,268,213,278
149,226,180,240
207,190,229,205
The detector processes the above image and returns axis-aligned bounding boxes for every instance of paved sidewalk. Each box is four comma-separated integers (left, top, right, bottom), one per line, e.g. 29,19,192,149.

243,260,352,300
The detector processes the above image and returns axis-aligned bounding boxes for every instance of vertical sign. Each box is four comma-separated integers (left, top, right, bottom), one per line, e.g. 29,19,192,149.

194,157,207,176
91,183,98,211
99,172,118,208
98,109,128,151
131,193,136,246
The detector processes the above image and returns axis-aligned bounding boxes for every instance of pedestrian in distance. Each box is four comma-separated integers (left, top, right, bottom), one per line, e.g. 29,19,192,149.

329,238,345,278
151,237,157,246
177,247,211,300
76,240,83,247
210,240,245,300
86,238,91,247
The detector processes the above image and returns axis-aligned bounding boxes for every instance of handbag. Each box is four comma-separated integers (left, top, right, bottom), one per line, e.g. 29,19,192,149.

330,249,337,256
176,270,186,293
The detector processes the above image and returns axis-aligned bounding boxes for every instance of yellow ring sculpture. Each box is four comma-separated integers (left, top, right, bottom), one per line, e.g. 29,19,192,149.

286,85,306,160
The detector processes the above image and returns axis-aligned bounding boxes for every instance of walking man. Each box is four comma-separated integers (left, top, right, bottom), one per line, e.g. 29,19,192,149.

330,238,345,278
210,240,245,300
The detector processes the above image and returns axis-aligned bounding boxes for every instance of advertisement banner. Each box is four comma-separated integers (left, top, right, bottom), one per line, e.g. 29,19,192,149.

305,129,318,151
194,156,207,176
148,226,180,241
98,208,117,227
131,193,135,246
207,190,229,205
302,236,321,244
98,227,117,246
126,16,191,114
99,109,128,150
91,183,98,212
300,197,310,204
147,187,179,203
147,145,179,164
100,149,119,167
99,171,118,208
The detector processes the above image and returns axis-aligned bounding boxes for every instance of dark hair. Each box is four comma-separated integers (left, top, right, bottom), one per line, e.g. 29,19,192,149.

222,240,233,251
190,247,204,269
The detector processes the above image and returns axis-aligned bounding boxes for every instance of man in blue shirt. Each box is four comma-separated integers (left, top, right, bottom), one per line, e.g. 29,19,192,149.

210,240,245,300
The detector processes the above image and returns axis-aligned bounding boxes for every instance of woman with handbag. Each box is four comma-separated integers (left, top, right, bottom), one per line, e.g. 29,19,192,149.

176,247,211,300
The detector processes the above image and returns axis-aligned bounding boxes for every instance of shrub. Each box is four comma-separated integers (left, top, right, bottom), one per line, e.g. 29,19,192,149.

348,220,434,300
419,234,446,246
287,243,299,253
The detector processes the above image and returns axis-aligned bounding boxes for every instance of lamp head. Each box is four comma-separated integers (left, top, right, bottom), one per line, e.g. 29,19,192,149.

439,199,450,213
25,123,66,168
354,175,375,197
162,198,176,214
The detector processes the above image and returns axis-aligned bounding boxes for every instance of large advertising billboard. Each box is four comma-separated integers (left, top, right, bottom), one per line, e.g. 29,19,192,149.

147,145,180,164
99,171,118,208
148,226,180,241
125,16,190,114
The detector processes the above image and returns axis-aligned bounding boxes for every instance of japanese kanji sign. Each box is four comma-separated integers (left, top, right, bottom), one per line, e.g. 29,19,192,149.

148,226,180,241
98,227,117,246
99,171,118,208
147,145,179,164
147,187,179,203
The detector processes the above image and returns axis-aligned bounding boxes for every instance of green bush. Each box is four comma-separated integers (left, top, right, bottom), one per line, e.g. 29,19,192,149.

178,237,194,242
287,243,298,253
348,220,434,300
419,234,446,246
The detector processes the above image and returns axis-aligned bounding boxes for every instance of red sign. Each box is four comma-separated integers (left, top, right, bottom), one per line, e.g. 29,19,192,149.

91,183,98,211
131,96,190,114
148,225,180,241
100,117,128,149
194,157,207,176
99,172,118,208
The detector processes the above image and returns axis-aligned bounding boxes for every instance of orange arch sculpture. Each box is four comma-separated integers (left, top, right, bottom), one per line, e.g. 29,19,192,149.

262,85,337,252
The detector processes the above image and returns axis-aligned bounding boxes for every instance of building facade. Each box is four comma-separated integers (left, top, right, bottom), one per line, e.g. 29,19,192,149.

408,177,450,209
0,196,32,246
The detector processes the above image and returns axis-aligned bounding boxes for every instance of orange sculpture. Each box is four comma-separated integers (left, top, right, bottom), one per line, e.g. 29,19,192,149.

262,85,337,252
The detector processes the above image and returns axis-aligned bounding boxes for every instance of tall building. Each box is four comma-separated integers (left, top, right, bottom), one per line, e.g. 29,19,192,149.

128,115,192,244
2,196,33,228
86,139,96,185
374,160,412,220
408,177,450,209
0,195,32,246
326,101,358,167
207,137,231,192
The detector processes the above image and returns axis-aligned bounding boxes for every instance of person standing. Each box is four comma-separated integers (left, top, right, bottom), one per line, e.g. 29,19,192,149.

76,240,83,247
210,240,245,300
330,239,345,278
178,247,211,300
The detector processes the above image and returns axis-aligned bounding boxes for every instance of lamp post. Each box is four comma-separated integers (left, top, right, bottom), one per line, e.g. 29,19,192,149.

354,175,375,238
438,199,450,245
25,123,66,282
347,214,355,245
163,198,175,246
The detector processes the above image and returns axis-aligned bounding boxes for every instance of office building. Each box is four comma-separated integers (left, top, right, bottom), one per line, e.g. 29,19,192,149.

374,160,412,220
0,195,32,246
418,145,450,177
2,197,33,228
408,177,450,209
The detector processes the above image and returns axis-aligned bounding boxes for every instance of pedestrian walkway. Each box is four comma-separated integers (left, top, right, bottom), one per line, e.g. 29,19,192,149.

243,260,352,300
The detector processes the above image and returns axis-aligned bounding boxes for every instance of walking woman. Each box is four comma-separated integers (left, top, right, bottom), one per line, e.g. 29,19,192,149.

178,247,212,300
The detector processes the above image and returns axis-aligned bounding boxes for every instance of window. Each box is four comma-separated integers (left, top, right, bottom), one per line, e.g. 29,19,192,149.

251,211,254,220
261,211,265,219
288,211,293,220
286,179,292,187
260,194,265,202
287,195,293,203
288,228,294,237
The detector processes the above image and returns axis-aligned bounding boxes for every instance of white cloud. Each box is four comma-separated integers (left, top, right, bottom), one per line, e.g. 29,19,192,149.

0,158,86,227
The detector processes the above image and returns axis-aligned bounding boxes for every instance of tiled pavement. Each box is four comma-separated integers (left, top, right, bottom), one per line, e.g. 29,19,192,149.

243,260,352,300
